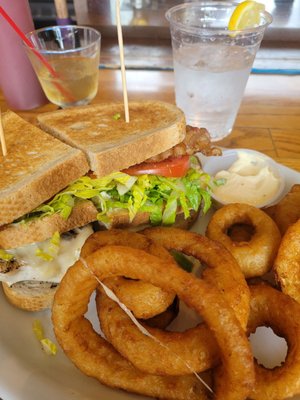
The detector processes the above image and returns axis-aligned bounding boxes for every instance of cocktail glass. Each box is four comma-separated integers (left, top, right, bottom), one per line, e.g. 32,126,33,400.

25,25,101,108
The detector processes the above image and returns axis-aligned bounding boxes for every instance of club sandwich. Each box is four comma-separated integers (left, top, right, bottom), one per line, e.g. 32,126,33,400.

0,102,220,311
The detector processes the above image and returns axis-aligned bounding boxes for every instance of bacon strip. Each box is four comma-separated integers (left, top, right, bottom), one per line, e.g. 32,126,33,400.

145,126,221,163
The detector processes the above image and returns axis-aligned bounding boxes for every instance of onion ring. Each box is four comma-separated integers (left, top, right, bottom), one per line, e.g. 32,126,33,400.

143,296,180,329
80,229,176,318
97,227,249,375
206,203,281,278
55,302,206,399
52,244,254,400
248,283,300,400
274,218,300,304
265,184,300,235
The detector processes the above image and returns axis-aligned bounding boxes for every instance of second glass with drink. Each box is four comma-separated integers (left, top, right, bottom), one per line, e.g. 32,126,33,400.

25,25,101,108
166,2,272,141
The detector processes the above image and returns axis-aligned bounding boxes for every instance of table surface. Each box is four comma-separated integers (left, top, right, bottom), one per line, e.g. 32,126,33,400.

1,69,300,172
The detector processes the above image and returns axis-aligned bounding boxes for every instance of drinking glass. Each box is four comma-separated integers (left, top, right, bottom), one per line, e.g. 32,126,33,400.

166,2,272,141
25,25,101,108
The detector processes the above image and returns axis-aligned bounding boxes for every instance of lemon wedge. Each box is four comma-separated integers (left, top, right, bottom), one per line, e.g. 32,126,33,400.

228,1,265,30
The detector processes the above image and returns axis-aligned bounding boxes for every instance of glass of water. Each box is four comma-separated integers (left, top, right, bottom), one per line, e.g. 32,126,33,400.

166,2,272,141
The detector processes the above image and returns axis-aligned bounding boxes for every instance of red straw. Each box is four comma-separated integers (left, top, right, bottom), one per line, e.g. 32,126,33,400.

0,6,75,103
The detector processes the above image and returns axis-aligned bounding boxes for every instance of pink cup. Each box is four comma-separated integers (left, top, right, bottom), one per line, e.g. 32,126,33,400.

0,0,47,110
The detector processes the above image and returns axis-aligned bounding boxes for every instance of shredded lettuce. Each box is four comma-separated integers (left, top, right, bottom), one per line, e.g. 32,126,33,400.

0,249,14,261
41,338,57,356
113,113,121,120
35,231,61,261
33,319,57,356
33,319,44,341
18,162,213,227
171,250,194,273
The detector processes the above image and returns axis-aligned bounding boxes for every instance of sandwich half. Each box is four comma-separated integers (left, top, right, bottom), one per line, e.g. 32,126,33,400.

0,110,89,226
0,111,93,311
36,100,220,229
0,102,220,311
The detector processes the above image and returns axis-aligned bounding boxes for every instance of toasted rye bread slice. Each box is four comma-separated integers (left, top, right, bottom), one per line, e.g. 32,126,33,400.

37,101,186,177
0,111,89,226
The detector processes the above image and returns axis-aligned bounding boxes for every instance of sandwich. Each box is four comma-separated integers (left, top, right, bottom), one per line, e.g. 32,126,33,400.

0,102,220,311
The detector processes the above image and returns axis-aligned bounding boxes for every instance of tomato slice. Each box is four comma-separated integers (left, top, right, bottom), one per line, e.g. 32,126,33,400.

122,156,190,178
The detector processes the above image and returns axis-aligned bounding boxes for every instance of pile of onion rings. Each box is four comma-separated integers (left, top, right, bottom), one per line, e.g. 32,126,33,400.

51,209,300,400
96,227,249,377
52,228,254,399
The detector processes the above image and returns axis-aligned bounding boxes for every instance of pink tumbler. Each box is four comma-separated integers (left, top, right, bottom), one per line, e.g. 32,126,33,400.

0,0,47,110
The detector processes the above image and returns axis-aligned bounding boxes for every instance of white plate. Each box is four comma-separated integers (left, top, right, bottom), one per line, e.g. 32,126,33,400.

1,152,300,400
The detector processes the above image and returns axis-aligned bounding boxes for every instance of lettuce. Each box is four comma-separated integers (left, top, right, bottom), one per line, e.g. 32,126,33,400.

0,249,14,261
33,320,57,355
41,339,57,356
19,162,213,227
35,231,61,261
33,319,44,341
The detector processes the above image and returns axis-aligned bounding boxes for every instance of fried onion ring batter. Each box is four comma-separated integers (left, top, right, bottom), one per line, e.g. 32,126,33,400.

248,283,300,400
97,291,218,375
206,203,281,278
274,218,300,304
265,185,300,235
96,227,248,376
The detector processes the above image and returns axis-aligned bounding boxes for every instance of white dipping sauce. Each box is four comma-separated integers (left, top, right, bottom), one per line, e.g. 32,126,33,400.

212,152,281,206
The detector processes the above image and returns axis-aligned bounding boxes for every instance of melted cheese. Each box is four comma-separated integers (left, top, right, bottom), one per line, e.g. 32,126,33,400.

0,226,93,286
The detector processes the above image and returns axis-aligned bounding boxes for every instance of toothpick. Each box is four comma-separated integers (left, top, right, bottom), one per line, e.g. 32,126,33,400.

116,0,130,123
0,108,7,157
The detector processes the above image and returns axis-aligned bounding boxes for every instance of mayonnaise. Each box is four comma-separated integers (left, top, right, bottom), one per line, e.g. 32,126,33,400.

212,152,281,206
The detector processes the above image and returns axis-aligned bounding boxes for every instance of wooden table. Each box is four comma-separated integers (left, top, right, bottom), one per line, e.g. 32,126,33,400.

1,69,300,172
